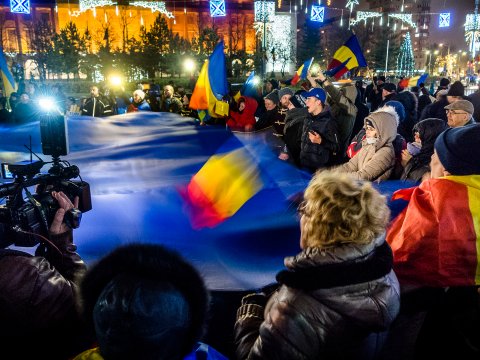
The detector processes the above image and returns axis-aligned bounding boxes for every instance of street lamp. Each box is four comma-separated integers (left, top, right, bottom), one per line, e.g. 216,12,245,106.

254,1,275,78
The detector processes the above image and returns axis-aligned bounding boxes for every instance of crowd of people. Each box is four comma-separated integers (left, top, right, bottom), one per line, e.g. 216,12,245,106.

1,72,479,359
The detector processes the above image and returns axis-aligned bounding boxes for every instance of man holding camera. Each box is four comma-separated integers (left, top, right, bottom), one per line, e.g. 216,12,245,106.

0,191,88,359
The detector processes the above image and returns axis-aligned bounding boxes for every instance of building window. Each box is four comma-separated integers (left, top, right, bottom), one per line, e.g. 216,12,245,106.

6,28,18,52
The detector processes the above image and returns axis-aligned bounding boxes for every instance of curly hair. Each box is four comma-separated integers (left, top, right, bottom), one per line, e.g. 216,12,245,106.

299,171,390,248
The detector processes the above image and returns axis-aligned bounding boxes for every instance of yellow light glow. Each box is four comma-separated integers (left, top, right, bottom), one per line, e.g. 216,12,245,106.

109,75,122,87
184,59,196,72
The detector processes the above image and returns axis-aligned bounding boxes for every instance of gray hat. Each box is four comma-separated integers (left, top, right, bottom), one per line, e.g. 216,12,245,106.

278,87,294,100
264,89,279,105
444,100,474,115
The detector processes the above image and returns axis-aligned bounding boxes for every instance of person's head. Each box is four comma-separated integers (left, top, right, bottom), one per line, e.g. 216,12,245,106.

382,83,396,99
133,89,146,103
80,244,209,360
362,109,398,147
384,100,406,124
412,118,448,150
300,88,326,115
238,98,246,112
444,100,474,127
19,93,30,103
299,171,390,249
163,85,175,99
431,124,480,178
90,86,100,98
446,81,465,103
436,89,448,101
364,118,377,139
377,76,386,85
439,77,450,88
265,79,278,93
411,86,419,94
278,87,294,109
264,89,279,111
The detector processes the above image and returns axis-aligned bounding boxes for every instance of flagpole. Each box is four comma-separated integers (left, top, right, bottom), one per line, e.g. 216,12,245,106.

385,39,390,76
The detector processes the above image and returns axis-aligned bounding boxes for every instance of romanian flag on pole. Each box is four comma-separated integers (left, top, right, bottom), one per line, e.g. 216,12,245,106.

182,147,263,229
387,176,480,287
0,48,16,98
189,41,229,118
291,58,314,86
326,35,367,79
398,73,429,89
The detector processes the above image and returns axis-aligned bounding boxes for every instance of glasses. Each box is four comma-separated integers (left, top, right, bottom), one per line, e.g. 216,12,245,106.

446,110,467,116
364,125,376,131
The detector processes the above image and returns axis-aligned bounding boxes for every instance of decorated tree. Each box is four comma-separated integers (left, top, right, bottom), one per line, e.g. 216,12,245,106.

396,32,415,76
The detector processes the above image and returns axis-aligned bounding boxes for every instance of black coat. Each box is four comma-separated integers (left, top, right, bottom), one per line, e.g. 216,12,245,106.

300,111,339,171
419,96,448,123
283,107,309,165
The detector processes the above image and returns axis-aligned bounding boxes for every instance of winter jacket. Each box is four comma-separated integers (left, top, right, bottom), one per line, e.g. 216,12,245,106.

0,230,88,358
235,235,401,360
467,91,480,122
227,96,258,131
254,106,285,134
160,96,183,114
300,110,339,171
419,96,448,123
323,81,358,159
283,107,309,165
127,99,151,112
82,96,113,117
336,109,397,181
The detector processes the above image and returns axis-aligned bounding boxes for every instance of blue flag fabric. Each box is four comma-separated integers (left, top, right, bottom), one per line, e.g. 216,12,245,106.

0,114,412,290
0,48,16,96
207,41,229,100
240,71,258,98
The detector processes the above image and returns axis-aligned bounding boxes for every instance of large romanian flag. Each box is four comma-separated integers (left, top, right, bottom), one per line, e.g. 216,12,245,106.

0,48,16,98
182,147,263,229
233,71,258,103
326,35,367,79
189,41,229,118
291,58,313,86
387,175,480,287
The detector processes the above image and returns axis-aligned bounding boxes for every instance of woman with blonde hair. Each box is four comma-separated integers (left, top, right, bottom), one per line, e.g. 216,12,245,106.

235,172,400,360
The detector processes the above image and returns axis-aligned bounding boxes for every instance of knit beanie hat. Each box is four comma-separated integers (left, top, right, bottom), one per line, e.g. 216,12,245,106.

439,78,450,87
383,83,397,93
267,78,279,90
385,100,406,123
434,124,480,175
278,87,294,99
447,81,465,97
264,89,279,105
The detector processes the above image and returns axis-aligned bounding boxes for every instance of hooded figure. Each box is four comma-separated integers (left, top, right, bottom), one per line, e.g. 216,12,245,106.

400,118,448,182
333,109,397,181
227,96,258,131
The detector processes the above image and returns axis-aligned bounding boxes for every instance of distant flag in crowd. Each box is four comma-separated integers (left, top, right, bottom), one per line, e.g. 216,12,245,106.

399,73,429,88
233,71,257,102
291,58,314,86
326,35,367,79
182,147,263,229
0,48,16,97
387,176,480,286
189,41,229,118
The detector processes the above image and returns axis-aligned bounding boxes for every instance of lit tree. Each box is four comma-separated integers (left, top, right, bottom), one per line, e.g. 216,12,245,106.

396,32,415,76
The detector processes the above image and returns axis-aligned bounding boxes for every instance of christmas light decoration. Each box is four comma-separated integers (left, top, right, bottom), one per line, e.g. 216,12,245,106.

254,1,275,22
349,11,382,27
465,14,480,57
210,0,226,17
10,0,30,14
397,32,415,76
345,0,358,12
71,0,174,18
389,13,416,29
439,13,450,28
311,5,324,23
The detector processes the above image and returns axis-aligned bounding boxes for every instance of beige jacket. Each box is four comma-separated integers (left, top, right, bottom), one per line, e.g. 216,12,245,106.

333,108,397,181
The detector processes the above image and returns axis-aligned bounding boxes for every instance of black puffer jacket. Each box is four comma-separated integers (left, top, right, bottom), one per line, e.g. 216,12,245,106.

300,110,339,171
235,235,400,360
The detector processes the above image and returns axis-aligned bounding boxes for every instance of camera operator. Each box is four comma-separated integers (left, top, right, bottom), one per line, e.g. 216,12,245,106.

0,191,89,359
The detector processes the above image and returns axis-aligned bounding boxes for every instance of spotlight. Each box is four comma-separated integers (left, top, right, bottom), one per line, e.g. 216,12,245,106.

252,76,261,85
38,97,56,112
184,59,196,74
109,75,122,87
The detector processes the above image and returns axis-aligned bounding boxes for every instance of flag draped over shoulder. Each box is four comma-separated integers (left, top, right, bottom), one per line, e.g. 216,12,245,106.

291,58,313,85
326,35,367,79
387,176,480,287
182,147,263,229
189,41,229,118
233,71,257,102
0,48,16,97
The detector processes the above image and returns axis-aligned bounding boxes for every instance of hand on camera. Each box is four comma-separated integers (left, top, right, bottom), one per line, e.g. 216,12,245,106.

49,191,79,235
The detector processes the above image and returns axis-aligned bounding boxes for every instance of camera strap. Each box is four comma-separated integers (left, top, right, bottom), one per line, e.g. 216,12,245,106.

24,188,50,234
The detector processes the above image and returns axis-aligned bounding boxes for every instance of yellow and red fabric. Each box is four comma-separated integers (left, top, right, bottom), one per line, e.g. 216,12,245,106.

387,175,480,287
0,48,16,98
291,58,313,86
183,148,263,229
326,35,367,79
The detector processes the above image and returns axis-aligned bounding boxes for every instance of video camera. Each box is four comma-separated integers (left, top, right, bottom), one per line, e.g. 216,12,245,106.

0,103,92,248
